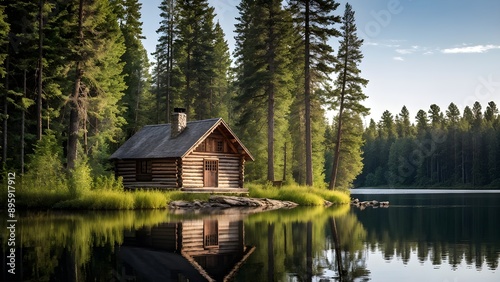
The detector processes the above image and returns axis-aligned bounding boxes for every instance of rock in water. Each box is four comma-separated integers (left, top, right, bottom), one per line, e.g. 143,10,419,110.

169,196,298,210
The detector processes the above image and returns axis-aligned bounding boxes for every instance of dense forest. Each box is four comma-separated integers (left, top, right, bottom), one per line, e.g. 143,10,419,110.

356,102,500,188
0,0,498,190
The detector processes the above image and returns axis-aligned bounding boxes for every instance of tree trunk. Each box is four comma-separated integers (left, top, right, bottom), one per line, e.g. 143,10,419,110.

21,70,26,174
166,0,174,123
67,0,84,170
267,223,275,282
329,217,343,280
304,0,313,186
134,70,141,131
267,7,275,182
2,54,8,165
67,69,82,170
156,73,161,124
329,39,349,190
306,221,313,281
267,86,275,182
36,0,44,141
283,142,287,181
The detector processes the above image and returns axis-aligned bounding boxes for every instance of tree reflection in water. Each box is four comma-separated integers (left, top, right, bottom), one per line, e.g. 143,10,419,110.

238,205,370,281
2,193,498,282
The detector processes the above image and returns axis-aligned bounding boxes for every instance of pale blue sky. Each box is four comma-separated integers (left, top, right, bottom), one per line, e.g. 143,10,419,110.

139,0,500,124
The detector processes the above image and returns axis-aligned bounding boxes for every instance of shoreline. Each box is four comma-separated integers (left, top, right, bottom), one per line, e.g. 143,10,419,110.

352,188,500,194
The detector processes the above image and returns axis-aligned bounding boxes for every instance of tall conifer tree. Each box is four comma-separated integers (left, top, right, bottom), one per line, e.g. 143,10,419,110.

211,22,232,121
329,3,368,190
115,0,154,136
155,0,177,123
234,0,294,182
289,0,340,186
0,5,9,166
67,0,126,169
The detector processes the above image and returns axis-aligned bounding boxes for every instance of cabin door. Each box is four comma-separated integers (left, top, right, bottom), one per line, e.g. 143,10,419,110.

203,159,218,187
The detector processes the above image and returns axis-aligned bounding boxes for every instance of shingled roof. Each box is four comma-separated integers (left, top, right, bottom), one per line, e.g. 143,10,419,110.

110,118,254,160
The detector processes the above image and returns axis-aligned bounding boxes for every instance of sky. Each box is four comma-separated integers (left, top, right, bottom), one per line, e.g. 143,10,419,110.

138,0,500,124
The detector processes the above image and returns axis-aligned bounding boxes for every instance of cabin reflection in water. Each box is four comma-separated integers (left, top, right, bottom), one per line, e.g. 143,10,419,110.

117,217,255,282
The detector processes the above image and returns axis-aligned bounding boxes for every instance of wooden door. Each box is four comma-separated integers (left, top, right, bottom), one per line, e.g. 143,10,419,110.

203,220,219,248
204,159,218,187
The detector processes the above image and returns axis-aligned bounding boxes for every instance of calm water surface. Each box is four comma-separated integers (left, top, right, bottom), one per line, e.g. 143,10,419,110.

1,190,499,281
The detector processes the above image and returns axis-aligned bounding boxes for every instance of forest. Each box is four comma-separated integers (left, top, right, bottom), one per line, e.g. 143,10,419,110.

0,0,499,192
356,102,500,188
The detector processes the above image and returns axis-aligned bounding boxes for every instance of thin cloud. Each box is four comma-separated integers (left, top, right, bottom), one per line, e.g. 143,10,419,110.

365,40,403,48
393,56,405,61
442,44,500,54
396,49,413,55
396,45,427,55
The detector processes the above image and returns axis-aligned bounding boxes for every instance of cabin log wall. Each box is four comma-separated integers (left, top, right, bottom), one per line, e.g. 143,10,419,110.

182,152,242,188
115,160,136,186
151,159,178,188
115,159,179,188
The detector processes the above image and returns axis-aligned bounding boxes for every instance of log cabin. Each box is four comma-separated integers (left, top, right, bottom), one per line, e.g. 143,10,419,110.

109,109,254,192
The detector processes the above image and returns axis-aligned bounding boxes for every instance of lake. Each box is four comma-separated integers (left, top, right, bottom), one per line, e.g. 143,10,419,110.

1,190,499,281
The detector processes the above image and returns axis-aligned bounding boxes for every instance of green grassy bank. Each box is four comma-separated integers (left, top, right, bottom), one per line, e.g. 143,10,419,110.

6,179,350,210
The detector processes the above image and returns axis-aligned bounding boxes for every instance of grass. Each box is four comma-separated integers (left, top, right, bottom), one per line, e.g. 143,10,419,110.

11,179,350,209
15,188,214,210
53,191,136,210
247,183,351,206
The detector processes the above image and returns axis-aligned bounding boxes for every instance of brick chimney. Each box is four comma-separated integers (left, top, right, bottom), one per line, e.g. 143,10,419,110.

171,108,187,138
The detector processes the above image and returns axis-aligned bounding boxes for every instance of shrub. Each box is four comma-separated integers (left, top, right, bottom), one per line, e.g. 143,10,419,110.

24,131,67,192
93,174,124,191
69,160,93,198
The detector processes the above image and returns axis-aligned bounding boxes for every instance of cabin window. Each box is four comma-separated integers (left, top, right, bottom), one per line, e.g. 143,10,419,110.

195,138,225,152
203,220,219,248
216,140,224,152
136,160,152,181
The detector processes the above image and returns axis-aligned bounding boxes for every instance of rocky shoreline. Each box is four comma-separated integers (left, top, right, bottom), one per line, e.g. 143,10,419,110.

351,198,390,209
169,195,389,212
169,195,299,210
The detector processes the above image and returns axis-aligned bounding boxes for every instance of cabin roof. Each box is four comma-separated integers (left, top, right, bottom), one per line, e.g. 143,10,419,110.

110,118,254,161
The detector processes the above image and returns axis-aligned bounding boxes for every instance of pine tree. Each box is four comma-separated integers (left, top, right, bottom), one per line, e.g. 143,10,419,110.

289,0,341,186
2,0,39,170
446,102,461,183
328,3,368,190
0,6,8,78
211,22,232,121
174,0,217,119
115,0,154,136
326,110,364,189
234,0,294,182
428,104,444,128
66,0,126,170
396,106,413,138
0,5,9,167
36,0,44,141
155,0,177,123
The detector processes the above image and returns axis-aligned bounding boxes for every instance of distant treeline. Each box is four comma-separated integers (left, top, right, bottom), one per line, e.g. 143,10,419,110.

355,102,500,188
